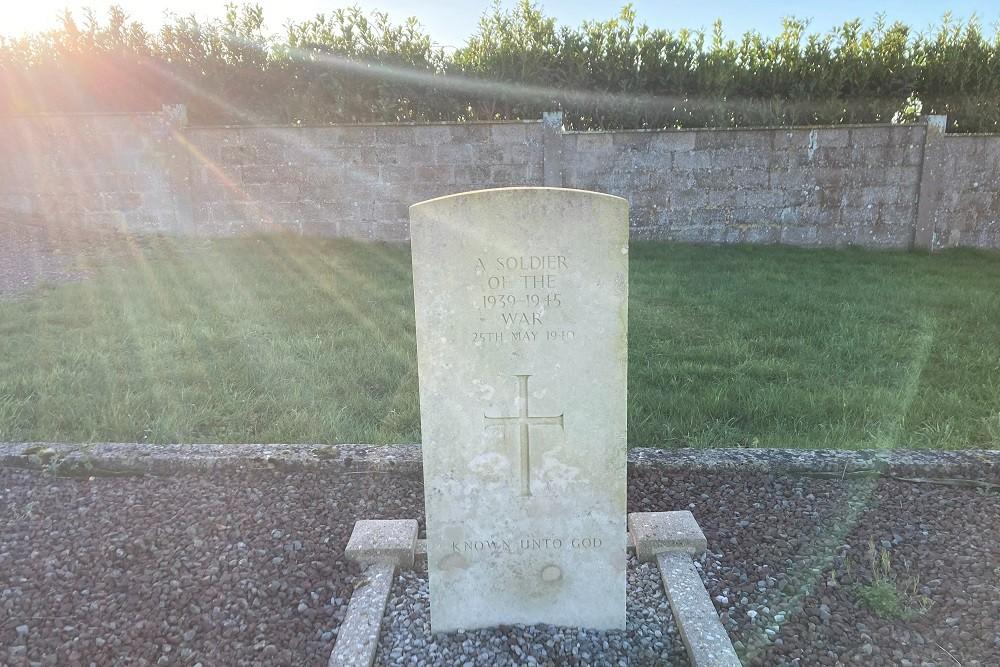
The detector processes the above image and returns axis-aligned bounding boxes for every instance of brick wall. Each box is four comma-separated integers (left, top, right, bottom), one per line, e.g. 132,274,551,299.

1,107,998,250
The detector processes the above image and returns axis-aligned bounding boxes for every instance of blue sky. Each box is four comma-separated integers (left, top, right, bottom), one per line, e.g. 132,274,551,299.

2,1,998,44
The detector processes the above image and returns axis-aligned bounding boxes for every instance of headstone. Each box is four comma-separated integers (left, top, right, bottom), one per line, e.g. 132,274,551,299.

410,187,629,632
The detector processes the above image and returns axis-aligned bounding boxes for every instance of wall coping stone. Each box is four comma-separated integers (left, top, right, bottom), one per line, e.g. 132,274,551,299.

6,110,1000,137
2,442,998,481
3,111,169,119
561,121,935,135
184,119,543,131
939,133,1000,139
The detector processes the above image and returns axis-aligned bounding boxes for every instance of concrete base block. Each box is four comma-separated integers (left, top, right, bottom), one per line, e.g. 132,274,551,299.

628,510,707,561
345,519,418,568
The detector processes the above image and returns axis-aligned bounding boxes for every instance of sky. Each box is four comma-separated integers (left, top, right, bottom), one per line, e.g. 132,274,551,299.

1,0,998,45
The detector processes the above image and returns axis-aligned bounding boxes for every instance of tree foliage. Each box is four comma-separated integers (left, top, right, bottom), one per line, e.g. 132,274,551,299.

1,2,998,131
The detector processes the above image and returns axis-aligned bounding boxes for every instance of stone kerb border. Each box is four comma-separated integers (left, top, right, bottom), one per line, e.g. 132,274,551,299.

2,442,999,482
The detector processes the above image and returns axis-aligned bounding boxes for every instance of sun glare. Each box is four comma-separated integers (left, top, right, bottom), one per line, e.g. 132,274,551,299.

1,2,1000,663
2,4,67,38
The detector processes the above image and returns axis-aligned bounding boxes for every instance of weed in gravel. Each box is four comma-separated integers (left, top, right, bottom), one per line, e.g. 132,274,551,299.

857,580,910,619
828,550,853,588
856,540,933,620
7,501,36,522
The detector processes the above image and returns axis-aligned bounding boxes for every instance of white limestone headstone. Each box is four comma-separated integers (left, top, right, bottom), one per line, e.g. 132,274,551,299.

410,187,629,632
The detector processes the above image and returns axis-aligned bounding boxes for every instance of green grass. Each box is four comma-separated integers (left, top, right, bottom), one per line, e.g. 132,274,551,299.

1,235,999,449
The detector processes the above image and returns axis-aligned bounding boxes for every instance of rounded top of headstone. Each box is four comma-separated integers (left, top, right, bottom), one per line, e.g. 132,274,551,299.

409,187,627,213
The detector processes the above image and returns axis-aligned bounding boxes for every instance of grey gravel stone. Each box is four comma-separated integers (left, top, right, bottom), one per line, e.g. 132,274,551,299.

373,558,689,667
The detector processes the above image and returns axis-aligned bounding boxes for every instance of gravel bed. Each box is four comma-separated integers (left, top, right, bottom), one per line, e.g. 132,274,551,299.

1,221,88,297
0,219,135,298
629,468,1000,666
1,468,423,666
374,558,687,667
1,464,997,666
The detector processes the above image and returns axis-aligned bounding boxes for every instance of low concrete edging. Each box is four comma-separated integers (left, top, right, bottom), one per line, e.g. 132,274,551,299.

327,561,396,667
630,511,742,667
346,514,739,667
2,442,998,481
330,519,419,667
657,552,742,667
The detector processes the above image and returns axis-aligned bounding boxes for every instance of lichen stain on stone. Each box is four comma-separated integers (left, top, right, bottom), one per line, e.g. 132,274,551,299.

471,378,495,400
467,452,509,483
438,553,469,572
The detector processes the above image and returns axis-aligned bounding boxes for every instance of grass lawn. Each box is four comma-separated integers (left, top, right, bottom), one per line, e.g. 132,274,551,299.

1,235,999,449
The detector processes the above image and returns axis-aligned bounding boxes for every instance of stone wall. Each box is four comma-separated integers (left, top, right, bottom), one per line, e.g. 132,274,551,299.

922,135,1000,249
185,121,543,240
0,109,189,232
1,107,999,250
562,125,924,248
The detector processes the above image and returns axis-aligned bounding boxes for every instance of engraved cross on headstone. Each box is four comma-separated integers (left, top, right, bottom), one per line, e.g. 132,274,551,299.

484,374,564,496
